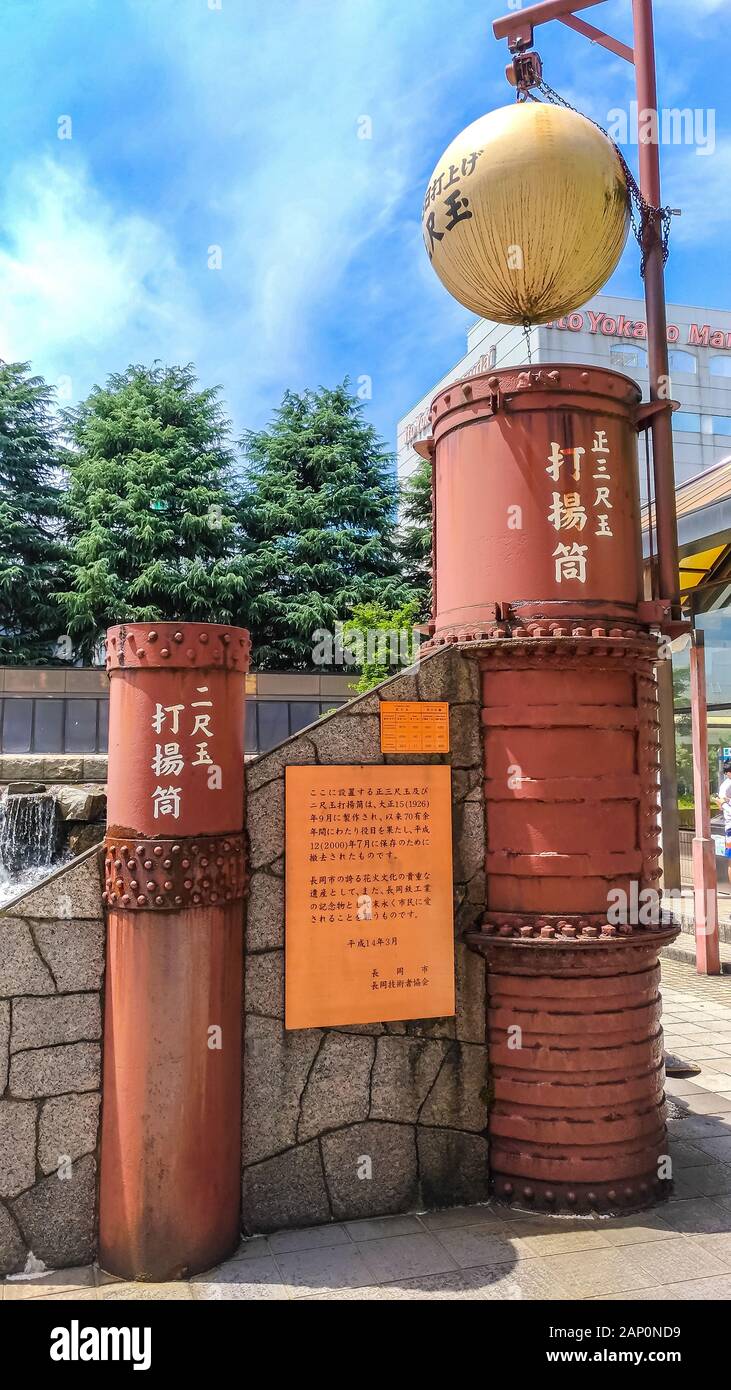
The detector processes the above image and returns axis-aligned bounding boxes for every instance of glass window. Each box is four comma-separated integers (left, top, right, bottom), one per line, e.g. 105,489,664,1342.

245,702,257,754
65,698,98,752
667,350,697,374
672,411,701,432
2,699,33,753
710,356,731,377
289,701,321,735
257,701,289,753
610,344,647,371
98,698,109,751
712,416,731,436
33,699,65,753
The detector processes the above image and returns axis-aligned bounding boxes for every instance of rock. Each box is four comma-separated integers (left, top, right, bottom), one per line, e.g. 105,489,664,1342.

453,799,485,884
341,690,381,716
0,920,55,997
0,756,55,784
245,872,284,952
370,667,421,702
5,783,47,795
38,757,84,782
311,715,384,764
449,702,482,769
297,1034,375,1142
451,769,482,803
321,1121,418,1219
0,1001,8,1091
53,786,107,823
80,756,107,783
10,1042,101,1099
419,1042,488,1132
246,737,317,794
416,1128,490,1208
0,1201,27,1276
32,921,105,990
38,1094,101,1175
454,942,486,1045
11,1153,96,1267
9,851,103,922
244,951,283,1019
67,825,105,856
0,1101,37,1198
10,994,101,1052
242,1016,322,1165
241,1141,330,1234
370,1036,450,1123
247,779,284,870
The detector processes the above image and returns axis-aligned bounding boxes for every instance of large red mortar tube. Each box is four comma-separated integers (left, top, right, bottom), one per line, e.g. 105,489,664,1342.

99,622,250,1280
422,365,680,1215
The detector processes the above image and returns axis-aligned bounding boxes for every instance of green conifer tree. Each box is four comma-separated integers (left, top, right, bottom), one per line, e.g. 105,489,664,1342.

240,383,412,669
398,455,433,620
60,364,245,661
0,360,66,664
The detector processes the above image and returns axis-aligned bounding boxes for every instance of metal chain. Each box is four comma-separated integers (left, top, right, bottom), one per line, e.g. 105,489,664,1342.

526,77,673,277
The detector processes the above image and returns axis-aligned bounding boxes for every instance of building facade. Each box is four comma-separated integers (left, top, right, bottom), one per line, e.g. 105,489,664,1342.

397,294,731,497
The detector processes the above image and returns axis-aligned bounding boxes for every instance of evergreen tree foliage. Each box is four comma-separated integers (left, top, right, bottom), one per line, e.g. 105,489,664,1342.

0,360,67,664
397,455,433,620
343,599,422,693
239,383,412,669
60,364,245,661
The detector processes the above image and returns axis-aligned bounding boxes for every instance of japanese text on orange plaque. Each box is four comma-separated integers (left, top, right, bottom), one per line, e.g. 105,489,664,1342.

285,765,455,1029
379,701,450,753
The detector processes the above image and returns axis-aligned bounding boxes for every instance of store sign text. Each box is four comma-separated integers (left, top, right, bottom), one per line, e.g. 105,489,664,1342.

547,310,731,350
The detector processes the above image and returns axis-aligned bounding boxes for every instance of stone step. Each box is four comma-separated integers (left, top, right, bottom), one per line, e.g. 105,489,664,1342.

662,937,731,974
676,914,731,946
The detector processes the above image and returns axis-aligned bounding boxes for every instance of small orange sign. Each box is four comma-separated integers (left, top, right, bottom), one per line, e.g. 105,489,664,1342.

285,765,455,1029
379,701,450,753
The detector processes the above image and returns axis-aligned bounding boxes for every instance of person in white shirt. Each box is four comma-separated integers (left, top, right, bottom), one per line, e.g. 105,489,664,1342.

719,762,731,886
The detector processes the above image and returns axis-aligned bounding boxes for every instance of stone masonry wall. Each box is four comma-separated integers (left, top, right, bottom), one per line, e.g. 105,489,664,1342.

0,849,105,1275
242,647,489,1233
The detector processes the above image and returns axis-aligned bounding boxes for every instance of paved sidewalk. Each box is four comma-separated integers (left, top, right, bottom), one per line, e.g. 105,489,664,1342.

5,958,731,1302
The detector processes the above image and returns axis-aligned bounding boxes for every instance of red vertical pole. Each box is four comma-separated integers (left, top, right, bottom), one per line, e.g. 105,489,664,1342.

99,621,250,1280
632,0,681,892
689,632,721,974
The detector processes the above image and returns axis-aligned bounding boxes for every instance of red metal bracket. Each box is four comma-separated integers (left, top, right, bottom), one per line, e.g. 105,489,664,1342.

493,2,634,66
412,436,434,461
637,599,691,638
635,399,680,432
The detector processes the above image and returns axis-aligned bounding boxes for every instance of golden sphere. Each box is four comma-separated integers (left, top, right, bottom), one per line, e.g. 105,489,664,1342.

422,102,629,325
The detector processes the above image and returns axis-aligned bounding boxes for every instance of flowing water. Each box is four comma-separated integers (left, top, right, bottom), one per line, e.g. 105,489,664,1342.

0,791,65,907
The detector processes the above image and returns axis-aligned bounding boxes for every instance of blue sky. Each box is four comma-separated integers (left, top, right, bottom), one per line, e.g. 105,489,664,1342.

0,0,728,456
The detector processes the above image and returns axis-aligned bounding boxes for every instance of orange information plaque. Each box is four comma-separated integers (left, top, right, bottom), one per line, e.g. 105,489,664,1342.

379,701,450,753
285,765,455,1029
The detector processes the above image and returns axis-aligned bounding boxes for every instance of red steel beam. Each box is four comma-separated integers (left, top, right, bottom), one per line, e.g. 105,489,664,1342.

632,0,682,890
493,0,607,43
689,633,721,974
560,14,634,63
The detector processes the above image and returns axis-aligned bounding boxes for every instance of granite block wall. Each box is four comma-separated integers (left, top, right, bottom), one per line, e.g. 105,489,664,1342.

0,849,104,1275
242,647,490,1232
0,646,491,1267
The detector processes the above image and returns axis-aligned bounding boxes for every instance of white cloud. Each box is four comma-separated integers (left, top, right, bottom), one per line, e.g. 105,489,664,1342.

0,156,202,399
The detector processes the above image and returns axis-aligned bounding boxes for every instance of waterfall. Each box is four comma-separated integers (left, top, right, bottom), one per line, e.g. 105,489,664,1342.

0,790,63,905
